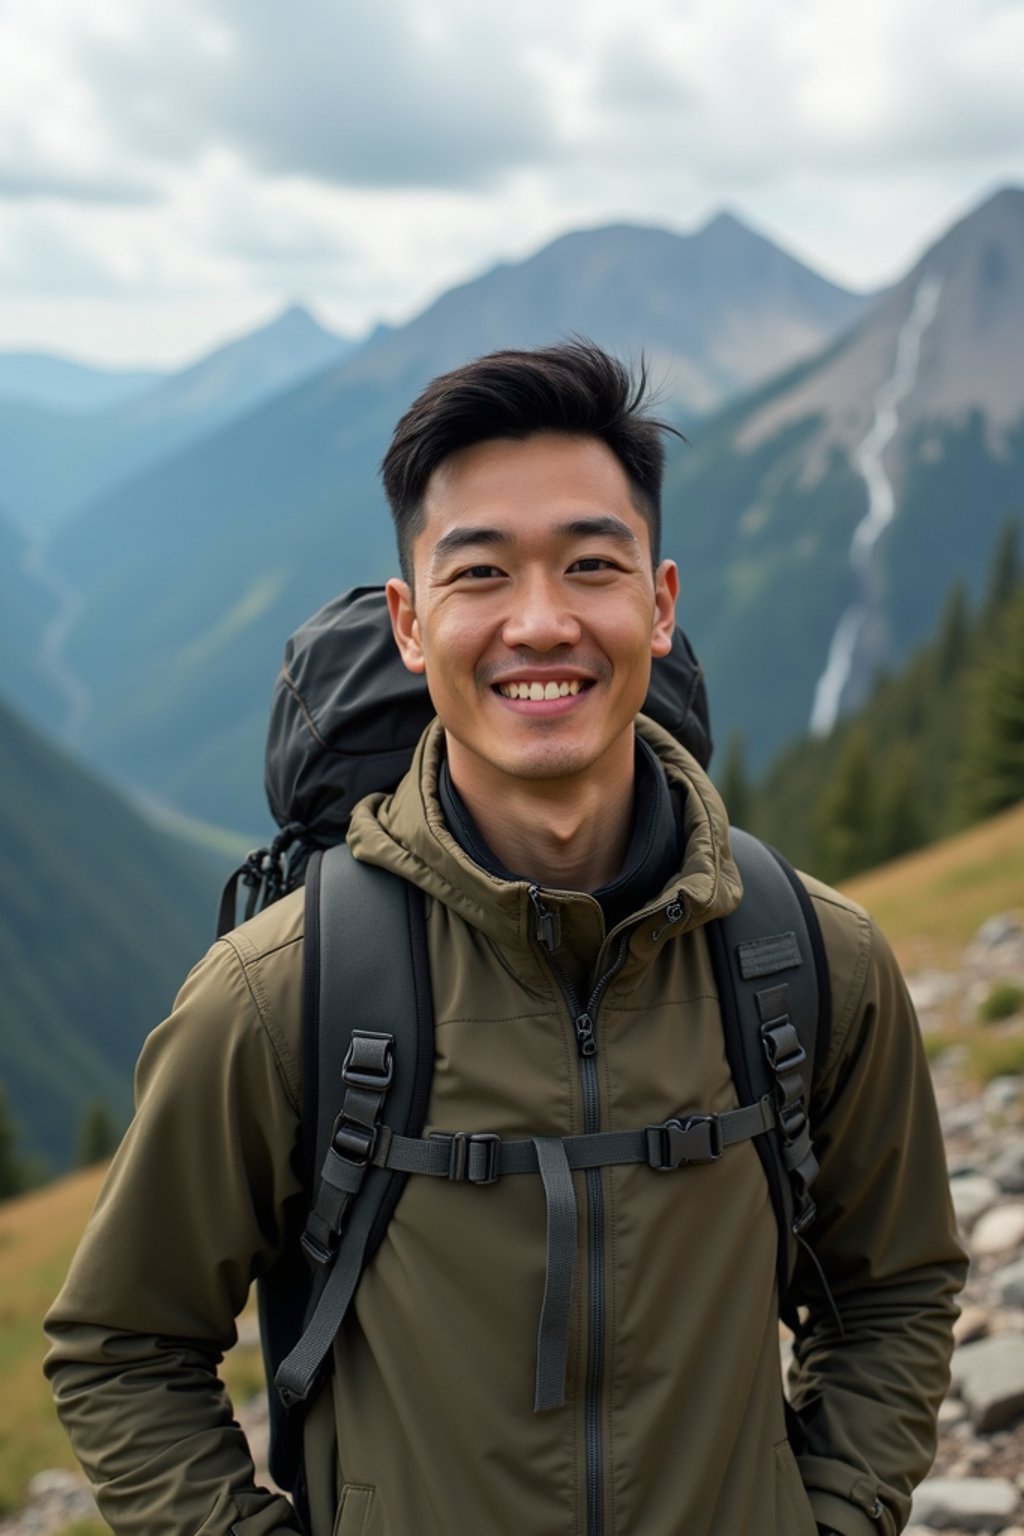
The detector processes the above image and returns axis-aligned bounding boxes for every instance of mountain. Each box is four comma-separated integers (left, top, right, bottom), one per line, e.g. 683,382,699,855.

0,304,356,536
0,352,163,414
334,213,870,415
0,505,65,730
0,695,222,1169
42,213,870,833
663,185,1024,769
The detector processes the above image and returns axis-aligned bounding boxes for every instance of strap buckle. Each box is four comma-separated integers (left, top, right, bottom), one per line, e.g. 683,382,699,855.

331,1116,376,1165
645,1114,722,1171
761,1020,807,1076
430,1130,502,1184
342,1030,395,1091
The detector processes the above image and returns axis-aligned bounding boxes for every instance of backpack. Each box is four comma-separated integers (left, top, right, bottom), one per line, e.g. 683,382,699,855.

219,586,829,1519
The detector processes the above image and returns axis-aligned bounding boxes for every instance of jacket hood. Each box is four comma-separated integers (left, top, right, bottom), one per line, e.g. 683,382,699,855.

347,716,743,965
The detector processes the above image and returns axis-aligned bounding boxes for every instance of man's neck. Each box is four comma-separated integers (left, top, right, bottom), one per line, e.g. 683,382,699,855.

447,758,635,892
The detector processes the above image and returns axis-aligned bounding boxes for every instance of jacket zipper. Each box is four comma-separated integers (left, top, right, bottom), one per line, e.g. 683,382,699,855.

529,888,631,1536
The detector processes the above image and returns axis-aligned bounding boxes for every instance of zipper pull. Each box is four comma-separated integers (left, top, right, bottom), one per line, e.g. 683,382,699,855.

528,886,561,952
574,1012,597,1057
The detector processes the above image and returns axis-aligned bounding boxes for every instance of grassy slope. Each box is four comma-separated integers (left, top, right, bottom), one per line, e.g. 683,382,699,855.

840,797,1024,971
2,801,1021,1523
0,1165,262,1524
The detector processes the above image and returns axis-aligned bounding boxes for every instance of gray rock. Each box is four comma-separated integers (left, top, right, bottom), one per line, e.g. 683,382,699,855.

984,1076,1024,1118
974,914,1024,949
971,1202,1024,1255
949,1173,999,1229
994,1257,1024,1308
943,1099,986,1136
909,971,959,1013
911,1475,1020,1530
989,1137,1024,1193
952,1333,1024,1430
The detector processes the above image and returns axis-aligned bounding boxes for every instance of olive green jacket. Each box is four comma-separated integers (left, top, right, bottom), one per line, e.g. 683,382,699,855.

45,719,965,1536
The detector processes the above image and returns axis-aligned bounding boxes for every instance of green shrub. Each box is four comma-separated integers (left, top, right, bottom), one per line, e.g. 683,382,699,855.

977,982,1024,1023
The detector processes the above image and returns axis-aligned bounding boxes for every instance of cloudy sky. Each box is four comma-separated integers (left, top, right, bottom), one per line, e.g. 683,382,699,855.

1,0,1022,366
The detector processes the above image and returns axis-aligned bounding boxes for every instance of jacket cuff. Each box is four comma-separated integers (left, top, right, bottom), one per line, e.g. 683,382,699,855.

807,1490,882,1536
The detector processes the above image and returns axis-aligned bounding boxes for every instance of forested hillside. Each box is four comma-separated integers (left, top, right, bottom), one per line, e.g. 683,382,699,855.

0,698,222,1171
726,522,1024,879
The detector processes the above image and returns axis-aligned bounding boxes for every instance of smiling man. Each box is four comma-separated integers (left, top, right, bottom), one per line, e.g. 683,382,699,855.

46,342,964,1536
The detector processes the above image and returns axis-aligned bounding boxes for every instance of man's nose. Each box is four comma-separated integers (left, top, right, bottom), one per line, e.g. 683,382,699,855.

500,574,582,651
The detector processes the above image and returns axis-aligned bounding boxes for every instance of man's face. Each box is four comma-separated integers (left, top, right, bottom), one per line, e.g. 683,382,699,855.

386,432,678,805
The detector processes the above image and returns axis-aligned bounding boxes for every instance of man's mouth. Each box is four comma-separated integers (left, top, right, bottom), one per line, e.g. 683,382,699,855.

495,679,590,701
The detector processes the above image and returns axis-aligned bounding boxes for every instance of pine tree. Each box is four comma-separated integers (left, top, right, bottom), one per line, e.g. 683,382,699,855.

982,518,1021,628
957,584,1024,821
813,727,877,882
76,1100,120,1167
0,1082,25,1200
719,731,752,829
936,582,969,685
874,743,928,863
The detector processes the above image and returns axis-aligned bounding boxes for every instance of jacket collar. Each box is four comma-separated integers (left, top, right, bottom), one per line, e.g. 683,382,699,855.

347,716,743,966
437,735,682,932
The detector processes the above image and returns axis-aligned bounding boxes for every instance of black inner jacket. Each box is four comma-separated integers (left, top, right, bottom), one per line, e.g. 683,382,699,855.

438,735,682,931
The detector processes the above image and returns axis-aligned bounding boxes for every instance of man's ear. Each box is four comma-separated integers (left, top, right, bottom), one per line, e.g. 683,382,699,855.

650,560,679,658
386,578,426,674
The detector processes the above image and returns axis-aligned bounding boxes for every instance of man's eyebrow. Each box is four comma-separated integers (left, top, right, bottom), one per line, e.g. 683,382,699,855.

431,525,512,563
555,516,639,545
431,515,640,564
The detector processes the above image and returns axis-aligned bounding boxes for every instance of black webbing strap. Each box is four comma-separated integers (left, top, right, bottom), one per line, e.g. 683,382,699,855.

374,1097,776,1180
756,986,819,1230
301,1031,394,1265
348,1095,777,1414
275,847,430,1413
713,829,825,1310
533,1137,577,1412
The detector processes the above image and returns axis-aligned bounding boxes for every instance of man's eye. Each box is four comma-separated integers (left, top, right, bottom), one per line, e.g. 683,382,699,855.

460,564,503,579
569,557,614,573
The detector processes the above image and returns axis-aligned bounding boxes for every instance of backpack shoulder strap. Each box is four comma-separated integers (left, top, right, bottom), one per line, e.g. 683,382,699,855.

705,828,831,1308
266,844,433,1466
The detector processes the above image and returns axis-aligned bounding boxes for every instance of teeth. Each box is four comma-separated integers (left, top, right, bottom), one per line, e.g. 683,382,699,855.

499,680,583,700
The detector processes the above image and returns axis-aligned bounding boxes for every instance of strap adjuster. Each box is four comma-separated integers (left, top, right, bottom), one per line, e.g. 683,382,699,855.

430,1130,502,1184
300,1229,336,1266
342,1030,395,1091
761,1020,806,1076
332,1117,376,1164
645,1114,723,1171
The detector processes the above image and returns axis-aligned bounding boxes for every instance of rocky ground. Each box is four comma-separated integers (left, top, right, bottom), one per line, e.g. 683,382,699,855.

4,914,1024,1536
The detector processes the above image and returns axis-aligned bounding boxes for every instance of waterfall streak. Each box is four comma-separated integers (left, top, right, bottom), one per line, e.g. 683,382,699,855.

809,274,942,736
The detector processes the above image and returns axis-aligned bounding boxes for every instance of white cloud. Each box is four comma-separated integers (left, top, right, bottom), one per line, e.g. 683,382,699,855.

0,0,1021,361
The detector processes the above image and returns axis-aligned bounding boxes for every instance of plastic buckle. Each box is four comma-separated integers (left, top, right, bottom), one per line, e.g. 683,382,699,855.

300,1230,336,1266
332,1117,376,1164
431,1131,502,1184
342,1031,395,1091
761,1022,807,1076
778,1100,808,1143
646,1114,722,1170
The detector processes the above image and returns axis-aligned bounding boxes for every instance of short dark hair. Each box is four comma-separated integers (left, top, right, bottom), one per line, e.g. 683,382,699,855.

380,340,678,582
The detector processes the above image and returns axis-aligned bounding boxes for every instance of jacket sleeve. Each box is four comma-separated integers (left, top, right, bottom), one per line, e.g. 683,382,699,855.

789,888,967,1536
43,934,306,1536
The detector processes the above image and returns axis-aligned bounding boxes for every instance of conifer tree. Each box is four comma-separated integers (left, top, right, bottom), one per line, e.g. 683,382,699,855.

982,518,1021,628
814,727,877,882
875,743,928,863
719,731,752,829
957,584,1024,821
936,582,969,685
76,1100,120,1167
0,1082,25,1200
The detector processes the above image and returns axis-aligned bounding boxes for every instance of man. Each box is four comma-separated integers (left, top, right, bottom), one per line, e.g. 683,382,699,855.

46,342,965,1536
